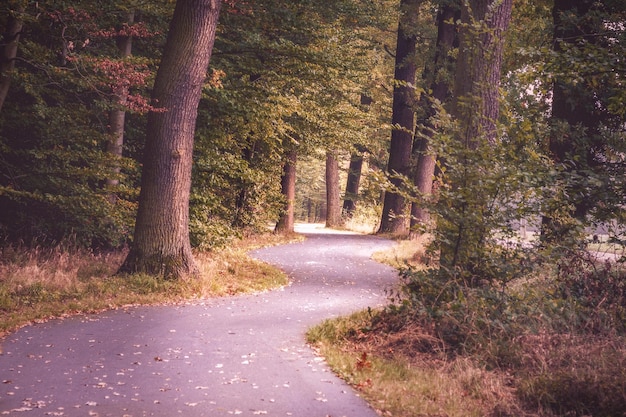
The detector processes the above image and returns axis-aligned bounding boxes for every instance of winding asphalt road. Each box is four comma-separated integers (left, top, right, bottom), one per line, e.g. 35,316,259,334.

0,225,398,416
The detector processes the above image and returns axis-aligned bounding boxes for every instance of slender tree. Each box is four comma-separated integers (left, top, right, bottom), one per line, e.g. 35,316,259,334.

0,7,22,113
410,3,459,236
119,0,222,278
275,149,298,233
342,147,365,218
343,94,373,219
378,0,420,235
106,11,135,201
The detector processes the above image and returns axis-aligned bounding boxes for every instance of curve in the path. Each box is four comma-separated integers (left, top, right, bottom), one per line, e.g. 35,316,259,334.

0,228,398,416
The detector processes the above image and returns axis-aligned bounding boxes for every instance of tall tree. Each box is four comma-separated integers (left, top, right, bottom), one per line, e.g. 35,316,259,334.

342,146,365,218
0,6,22,113
106,10,136,201
541,0,608,244
378,0,420,235
119,0,222,278
438,0,513,273
410,3,459,235
275,149,297,233
325,150,342,228
453,0,512,147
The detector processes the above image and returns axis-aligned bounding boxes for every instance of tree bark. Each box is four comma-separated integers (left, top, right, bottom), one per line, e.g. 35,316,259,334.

325,150,342,228
378,0,419,235
106,11,135,201
119,0,222,279
453,0,512,148
342,150,364,218
0,11,23,113
410,4,459,236
275,149,297,234
440,0,513,271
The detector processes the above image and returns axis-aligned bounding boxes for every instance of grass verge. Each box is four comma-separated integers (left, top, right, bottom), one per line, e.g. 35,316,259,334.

307,311,520,417
0,232,300,338
308,240,626,417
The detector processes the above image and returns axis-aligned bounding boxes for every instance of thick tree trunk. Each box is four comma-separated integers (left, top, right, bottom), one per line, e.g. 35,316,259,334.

453,0,512,148
325,150,342,228
0,12,23,113
541,0,601,244
410,4,459,236
342,150,364,218
275,149,297,233
410,135,437,232
378,0,419,235
119,0,222,279
439,0,512,270
106,11,135,201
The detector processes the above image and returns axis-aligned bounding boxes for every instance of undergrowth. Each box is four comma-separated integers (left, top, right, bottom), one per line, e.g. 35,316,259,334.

308,247,626,417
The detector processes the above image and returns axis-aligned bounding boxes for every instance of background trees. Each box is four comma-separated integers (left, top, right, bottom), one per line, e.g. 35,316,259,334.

0,1,163,248
378,0,421,235
0,0,624,284
0,0,393,252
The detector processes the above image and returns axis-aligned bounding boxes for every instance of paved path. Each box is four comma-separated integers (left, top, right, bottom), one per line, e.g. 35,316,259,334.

0,226,398,416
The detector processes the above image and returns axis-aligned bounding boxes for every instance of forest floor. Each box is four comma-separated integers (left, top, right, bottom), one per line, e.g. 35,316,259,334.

0,225,399,416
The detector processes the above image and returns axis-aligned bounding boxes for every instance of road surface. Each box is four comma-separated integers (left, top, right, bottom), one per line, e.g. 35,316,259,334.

0,225,398,416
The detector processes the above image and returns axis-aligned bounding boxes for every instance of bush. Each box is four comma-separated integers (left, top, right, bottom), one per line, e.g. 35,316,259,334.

388,258,626,416
517,334,626,416
387,266,527,364
553,250,626,334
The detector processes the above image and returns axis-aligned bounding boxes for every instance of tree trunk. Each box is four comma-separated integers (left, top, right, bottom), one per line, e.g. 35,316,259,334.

342,150,364,218
106,11,135,202
232,143,257,228
378,0,419,235
541,0,601,244
275,149,297,233
410,4,459,236
410,135,437,233
307,197,313,223
0,12,23,113
453,0,512,148
119,0,222,279
325,150,342,228
439,0,513,271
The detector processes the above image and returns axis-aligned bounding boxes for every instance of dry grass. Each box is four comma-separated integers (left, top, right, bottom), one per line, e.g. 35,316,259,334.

515,333,626,416
308,237,626,417
308,310,626,417
372,234,432,270
0,232,300,337
308,311,523,417
342,205,381,234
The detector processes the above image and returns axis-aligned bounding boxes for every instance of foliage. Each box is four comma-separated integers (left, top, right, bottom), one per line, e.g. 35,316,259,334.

0,0,395,250
190,0,397,243
0,1,167,248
